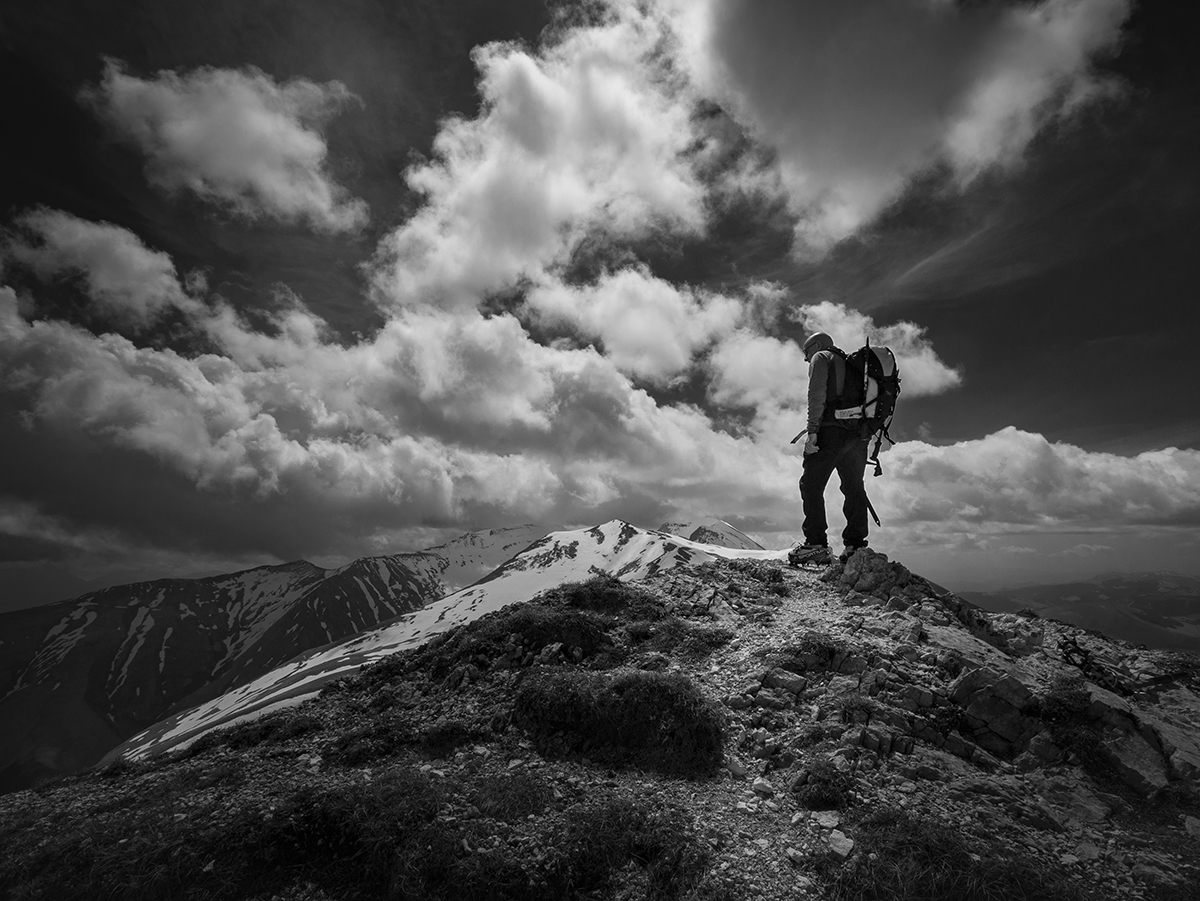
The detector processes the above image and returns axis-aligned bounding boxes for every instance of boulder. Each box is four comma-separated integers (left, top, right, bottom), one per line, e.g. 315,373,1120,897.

1184,816,1200,840
763,669,807,695
1100,731,1170,797
1085,684,1134,730
1035,775,1113,824
950,667,1032,709
1135,693,1200,782
827,830,855,861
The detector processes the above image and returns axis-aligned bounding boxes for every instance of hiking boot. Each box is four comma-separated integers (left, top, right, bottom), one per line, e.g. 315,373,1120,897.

788,543,831,566
839,545,868,564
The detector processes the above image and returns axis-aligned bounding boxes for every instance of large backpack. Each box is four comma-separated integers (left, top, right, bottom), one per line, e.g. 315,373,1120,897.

829,340,901,476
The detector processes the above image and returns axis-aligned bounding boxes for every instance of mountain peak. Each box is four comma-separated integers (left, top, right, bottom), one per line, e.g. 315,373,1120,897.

9,547,1200,900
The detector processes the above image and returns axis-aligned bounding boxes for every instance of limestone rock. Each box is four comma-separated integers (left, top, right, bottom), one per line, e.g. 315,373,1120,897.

763,668,807,695
752,776,774,797
1100,731,1170,796
1184,815,1200,839
726,757,749,778
827,830,855,861
811,810,841,828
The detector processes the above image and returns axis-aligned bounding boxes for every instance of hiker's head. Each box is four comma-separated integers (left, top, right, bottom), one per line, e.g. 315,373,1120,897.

802,332,834,361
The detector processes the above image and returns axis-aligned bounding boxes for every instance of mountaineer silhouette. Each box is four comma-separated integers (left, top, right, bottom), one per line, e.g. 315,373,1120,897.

789,332,900,567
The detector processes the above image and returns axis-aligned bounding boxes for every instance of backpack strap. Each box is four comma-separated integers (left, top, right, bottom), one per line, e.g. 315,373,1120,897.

867,412,898,477
861,337,871,422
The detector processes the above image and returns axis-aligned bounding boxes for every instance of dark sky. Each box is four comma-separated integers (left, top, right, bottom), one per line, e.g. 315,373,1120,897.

1,0,1198,601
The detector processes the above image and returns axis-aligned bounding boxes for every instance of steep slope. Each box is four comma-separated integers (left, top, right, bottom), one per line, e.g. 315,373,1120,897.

8,550,1200,901
389,523,546,596
659,518,765,550
113,520,783,761
0,524,548,794
0,558,434,793
963,572,1200,652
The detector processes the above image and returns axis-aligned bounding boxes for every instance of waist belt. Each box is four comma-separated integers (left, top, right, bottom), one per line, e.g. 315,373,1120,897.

834,405,874,420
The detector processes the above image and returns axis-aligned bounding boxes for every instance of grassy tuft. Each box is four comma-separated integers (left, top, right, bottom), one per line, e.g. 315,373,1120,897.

514,668,725,776
0,765,443,901
471,771,555,822
793,757,856,810
325,717,417,767
353,602,615,693
822,807,1087,901
1032,675,1120,784
184,710,323,758
421,717,489,758
627,617,734,660
543,574,665,619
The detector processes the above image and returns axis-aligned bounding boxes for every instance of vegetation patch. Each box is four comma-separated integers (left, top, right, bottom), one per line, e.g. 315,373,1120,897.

471,771,554,822
728,559,789,588
0,765,442,901
1031,675,1120,784
1,756,720,901
183,709,323,757
626,617,734,660
326,717,418,767
792,757,856,810
353,602,615,692
514,668,725,776
820,807,1087,901
421,717,490,758
543,574,665,619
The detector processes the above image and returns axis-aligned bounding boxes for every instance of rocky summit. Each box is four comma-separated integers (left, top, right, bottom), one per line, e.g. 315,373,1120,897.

2,543,1199,900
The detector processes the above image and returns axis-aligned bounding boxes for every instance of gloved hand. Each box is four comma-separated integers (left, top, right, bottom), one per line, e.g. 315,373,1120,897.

803,433,819,455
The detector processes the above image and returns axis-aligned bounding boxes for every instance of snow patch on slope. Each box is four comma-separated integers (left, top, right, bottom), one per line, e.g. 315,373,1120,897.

116,521,786,760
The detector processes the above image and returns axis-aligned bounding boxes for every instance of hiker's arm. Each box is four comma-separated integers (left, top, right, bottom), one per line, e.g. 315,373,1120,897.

805,352,829,435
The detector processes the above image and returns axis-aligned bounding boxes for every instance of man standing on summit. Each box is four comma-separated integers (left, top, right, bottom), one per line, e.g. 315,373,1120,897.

789,332,870,566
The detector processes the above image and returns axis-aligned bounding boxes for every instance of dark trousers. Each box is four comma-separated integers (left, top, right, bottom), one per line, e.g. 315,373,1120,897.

800,425,869,549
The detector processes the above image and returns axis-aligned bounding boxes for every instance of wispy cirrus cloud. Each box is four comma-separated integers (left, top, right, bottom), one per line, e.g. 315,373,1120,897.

83,60,368,233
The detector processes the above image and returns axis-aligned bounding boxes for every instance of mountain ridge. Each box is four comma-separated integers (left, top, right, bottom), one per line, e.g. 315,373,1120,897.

7,544,1200,899
0,524,544,794
963,571,1200,653
108,519,785,762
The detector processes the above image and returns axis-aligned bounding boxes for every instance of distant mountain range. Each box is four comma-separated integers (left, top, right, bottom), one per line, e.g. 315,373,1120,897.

109,519,777,764
0,519,756,793
0,525,543,794
961,572,1200,653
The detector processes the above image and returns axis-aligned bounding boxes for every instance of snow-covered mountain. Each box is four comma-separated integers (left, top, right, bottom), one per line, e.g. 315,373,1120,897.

395,524,546,595
0,525,541,794
962,571,1200,652
112,520,786,762
658,518,764,551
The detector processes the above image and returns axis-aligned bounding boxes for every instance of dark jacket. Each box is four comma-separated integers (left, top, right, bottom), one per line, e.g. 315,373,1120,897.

805,348,847,434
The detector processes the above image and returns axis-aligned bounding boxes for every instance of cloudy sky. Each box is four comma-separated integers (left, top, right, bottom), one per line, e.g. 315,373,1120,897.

1,0,1197,604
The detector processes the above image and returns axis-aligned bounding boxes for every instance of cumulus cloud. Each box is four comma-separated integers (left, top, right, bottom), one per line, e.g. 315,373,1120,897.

0,277,784,559
880,427,1200,529
793,301,962,397
1,1,1189,581
525,268,742,384
371,6,707,309
669,0,1132,251
706,329,808,411
2,208,203,329
1060,543,1115,556
84,60,368,232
